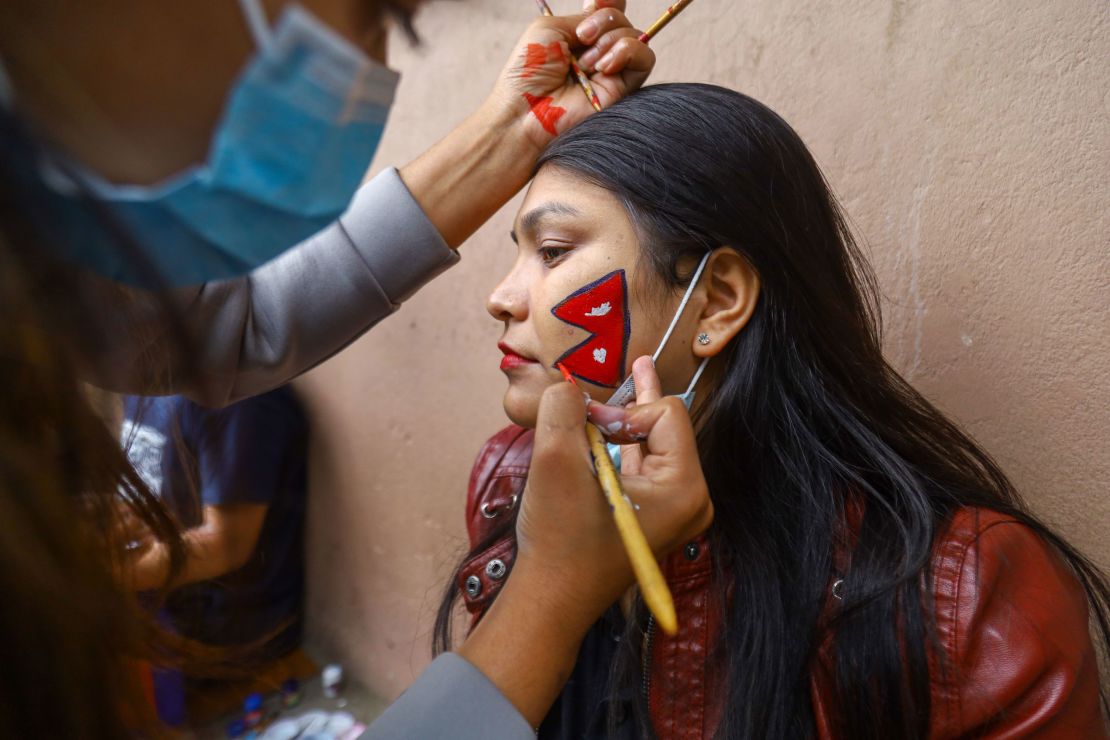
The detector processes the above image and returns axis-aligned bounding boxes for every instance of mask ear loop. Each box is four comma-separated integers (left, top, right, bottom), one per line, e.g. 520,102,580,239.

649,250,712,364
677,356,711,410
237,0,274,50
684,355,710,396
607,250,713,406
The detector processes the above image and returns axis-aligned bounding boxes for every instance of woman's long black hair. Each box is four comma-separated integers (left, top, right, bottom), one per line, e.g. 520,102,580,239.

435,83,1109,738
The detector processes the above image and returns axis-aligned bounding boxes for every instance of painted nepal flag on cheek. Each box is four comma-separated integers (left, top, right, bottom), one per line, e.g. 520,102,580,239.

550,269,631,387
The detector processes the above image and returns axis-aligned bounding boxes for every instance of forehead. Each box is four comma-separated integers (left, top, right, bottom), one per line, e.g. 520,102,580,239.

514,166,631,235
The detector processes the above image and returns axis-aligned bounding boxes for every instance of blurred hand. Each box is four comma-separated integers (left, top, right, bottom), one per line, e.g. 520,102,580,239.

488,0,655,150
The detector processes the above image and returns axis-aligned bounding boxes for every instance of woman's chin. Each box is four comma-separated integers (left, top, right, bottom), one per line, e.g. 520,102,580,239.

502,387,540,429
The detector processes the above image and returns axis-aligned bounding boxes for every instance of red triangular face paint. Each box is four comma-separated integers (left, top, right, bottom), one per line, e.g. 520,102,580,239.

551,270,630,387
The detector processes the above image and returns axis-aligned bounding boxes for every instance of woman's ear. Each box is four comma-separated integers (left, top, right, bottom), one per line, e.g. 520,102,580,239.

693,248,760,357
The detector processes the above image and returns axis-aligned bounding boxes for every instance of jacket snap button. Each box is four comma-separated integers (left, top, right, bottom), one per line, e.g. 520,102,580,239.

465,575,482,598
684,542,700,561
485,559,507,581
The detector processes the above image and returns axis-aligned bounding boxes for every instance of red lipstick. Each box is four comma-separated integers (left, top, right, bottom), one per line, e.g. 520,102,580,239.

499,342,538,371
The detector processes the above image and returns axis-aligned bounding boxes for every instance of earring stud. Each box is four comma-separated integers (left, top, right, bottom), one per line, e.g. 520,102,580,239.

697,332,711,345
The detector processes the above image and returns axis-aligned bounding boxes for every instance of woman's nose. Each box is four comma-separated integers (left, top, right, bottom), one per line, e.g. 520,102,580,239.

486,268,529,322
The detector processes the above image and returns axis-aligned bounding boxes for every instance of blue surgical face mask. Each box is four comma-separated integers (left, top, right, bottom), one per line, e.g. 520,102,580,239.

2,0,399,287
605,250,713,470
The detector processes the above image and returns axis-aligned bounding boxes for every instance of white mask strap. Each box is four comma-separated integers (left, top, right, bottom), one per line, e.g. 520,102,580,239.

607,250,713,406
675,356,711,410
650,250,712,363
238,0,274,49
684,356,710,397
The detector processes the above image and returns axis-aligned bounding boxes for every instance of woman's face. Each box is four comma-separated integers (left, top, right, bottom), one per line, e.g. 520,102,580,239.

488,166,705,428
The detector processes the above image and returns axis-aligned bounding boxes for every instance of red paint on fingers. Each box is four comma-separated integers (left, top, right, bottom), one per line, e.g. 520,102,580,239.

521,41,567,78
523,92,566,136
522,43,548,78
546,41,566,64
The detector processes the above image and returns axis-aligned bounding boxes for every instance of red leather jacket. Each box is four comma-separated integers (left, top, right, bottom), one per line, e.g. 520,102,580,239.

457,425,1106,739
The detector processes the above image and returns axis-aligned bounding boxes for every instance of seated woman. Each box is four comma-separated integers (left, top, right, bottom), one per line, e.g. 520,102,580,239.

435,84,1109,739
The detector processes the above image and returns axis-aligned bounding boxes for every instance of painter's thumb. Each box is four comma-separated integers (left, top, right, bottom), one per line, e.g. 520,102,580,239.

531,382,592,470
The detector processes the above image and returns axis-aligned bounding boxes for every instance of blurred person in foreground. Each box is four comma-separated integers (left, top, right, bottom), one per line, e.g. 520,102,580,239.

0,1,712,738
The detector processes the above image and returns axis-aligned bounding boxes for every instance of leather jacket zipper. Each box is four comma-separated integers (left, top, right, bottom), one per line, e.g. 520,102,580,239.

641,614,655,702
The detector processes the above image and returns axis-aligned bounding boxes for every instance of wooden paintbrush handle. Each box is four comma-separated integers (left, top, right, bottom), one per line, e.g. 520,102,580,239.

585,424,678,635
639,0,697,44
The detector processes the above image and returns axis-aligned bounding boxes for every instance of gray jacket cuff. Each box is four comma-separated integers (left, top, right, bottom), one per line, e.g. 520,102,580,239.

364,653,535,739
340,167,459,305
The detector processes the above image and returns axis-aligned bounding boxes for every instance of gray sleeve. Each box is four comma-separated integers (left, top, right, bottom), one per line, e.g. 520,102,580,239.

363,653,535,740
84,167,458,406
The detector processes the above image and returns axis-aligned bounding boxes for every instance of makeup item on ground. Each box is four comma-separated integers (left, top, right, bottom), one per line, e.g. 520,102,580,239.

638,0,698,43
244,692,264,728
321,664,344,699
259,719,300,740
280,678,302,708
261,711,359,740
557,363,678,635
289,710,329,736
532,0,603,111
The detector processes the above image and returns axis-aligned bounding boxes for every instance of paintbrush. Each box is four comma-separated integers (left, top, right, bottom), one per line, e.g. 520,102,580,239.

558,362,678,636
533,0,603,111
638,0,697,43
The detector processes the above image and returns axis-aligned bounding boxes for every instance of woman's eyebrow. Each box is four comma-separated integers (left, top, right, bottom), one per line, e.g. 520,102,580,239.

511,202,583,243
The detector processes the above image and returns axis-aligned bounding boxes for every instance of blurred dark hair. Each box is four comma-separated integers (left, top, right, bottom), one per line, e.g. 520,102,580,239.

0,104,216,736
378,0,423,44
0,3,439,732
436,83,1109,738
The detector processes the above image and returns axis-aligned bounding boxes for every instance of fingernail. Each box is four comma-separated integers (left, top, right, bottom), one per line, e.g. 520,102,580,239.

583,0,597,12
576,17,599,43
596,50,615,73
578,47,600,70
586,401,626,428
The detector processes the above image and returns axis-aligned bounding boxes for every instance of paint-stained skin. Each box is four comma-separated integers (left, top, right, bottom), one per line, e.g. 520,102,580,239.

518,41,569,134
521,41,567,79
545,41,566,65
523,92,566,136
522,43,548,77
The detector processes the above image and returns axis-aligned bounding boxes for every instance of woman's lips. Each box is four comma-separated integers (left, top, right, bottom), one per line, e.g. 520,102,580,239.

499,343,539,371
500,353,537,371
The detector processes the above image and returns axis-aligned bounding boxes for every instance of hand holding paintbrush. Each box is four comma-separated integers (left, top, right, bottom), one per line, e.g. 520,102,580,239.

518,0,662,121
554,357,714,635
534,0,602,110
469,369,712,723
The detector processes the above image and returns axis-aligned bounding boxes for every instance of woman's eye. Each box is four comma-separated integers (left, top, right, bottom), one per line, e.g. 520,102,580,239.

539,246,571,264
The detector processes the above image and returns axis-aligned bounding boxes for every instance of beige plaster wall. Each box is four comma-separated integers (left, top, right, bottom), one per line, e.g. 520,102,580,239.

294,0,1109,700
